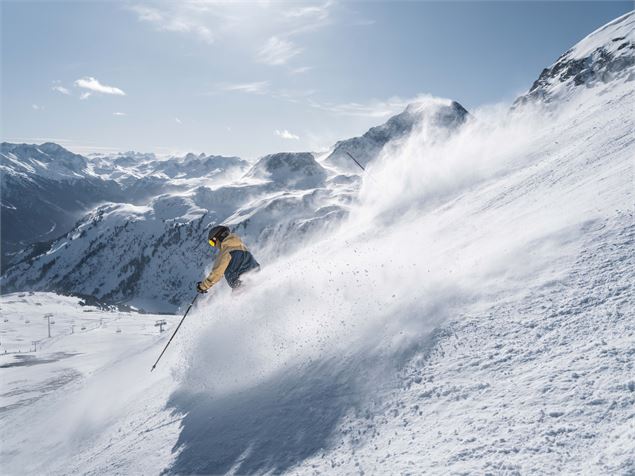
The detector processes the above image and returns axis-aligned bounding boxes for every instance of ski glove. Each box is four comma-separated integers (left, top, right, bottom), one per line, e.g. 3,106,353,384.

196,282,208,294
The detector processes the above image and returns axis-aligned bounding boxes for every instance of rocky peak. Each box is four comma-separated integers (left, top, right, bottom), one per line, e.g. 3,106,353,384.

247,152,328,189
324,98,469,172
515,11,634,106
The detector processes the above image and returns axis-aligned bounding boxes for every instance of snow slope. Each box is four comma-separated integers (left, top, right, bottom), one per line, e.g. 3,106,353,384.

155,67,633,474
0,12,633,476
0,293,177,474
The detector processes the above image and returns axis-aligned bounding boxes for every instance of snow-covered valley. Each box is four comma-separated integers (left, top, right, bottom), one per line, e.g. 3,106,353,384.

1,11,634,475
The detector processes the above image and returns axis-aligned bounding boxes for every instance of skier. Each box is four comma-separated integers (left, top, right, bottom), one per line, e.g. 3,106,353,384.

196,225,260,294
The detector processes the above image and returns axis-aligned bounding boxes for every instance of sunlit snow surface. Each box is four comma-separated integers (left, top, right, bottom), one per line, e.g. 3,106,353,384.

0,293,180,472
1,15,635,474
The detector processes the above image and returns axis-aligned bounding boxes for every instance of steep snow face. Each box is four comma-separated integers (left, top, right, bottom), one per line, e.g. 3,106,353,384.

324,98,469,172
164,17,633,473
168,64,633,475
515,10,635,105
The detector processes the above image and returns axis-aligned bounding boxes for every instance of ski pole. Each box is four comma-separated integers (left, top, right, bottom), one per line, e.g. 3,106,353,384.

345,151,366,172
150,293,199,372
345,150,379,185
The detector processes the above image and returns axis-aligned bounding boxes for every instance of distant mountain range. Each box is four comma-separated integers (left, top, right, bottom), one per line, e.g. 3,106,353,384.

0,142,248,270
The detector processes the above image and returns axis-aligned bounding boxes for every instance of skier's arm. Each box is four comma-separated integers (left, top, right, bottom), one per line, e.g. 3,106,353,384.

200,251,231,291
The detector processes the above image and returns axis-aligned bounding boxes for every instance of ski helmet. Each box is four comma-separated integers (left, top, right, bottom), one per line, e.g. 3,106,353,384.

208,225,230,247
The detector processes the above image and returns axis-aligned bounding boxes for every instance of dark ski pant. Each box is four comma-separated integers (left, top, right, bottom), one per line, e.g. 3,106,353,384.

230,267,260,294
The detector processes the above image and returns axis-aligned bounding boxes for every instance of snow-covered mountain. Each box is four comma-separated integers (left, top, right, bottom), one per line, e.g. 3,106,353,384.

324,98,469,171
0,144,248,270
0,155,350,311
0,142,123,268
1,142,91,180
515,10,634,106
246,152,328,189
0,12,633,476
89,150,248,184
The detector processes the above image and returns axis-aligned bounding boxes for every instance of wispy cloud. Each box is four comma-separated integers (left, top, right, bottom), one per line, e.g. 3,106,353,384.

129,5,214,44
217,77,415,120
275,129,300,140
175,117,183,124
128,1,335,68
217,81,317,104
222,81,270,94
290,66,314,75
282,1,334,36
113,112,127,116
74,77,126,96
307,96,418,118
284,3,331,21
257,36,302,66
31,104,42,110
52,84,71,95
80,92,92,100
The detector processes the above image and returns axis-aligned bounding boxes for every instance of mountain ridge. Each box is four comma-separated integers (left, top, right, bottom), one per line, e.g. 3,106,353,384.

515,10,634,106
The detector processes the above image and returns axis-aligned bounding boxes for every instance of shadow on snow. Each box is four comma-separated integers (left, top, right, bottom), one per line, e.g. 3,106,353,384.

163,327,443,475
163,358,362,475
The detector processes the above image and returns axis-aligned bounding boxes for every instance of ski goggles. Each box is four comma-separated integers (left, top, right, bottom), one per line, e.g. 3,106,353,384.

208,239,216,247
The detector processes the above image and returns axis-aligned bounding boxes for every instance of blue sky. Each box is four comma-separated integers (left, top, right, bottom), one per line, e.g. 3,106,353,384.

2,1,632,158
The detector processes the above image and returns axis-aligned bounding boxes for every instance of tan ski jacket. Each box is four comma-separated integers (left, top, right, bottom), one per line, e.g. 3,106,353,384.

200,233,251,291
